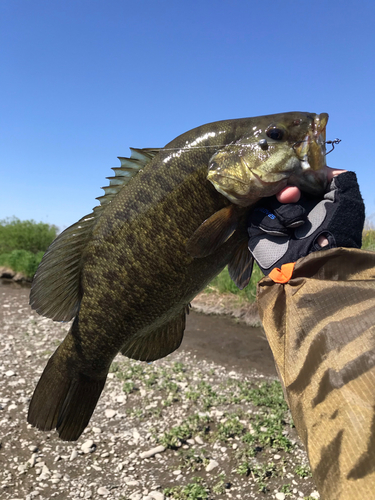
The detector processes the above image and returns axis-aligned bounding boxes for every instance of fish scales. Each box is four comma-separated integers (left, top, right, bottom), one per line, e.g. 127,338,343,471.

28,113,329,440
80,148,237,353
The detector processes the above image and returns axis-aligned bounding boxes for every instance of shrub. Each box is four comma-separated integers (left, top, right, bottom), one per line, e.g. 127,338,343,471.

0,217,57,254
0,218,57,278
1,249,44,278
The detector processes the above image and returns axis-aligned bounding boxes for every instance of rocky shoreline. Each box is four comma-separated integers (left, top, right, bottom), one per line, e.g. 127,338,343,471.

0,281,320,500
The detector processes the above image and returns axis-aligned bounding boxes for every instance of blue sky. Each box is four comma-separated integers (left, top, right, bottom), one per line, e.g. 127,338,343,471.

1,0,374,231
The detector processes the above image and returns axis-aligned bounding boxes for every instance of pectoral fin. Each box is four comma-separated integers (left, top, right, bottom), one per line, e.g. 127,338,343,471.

120,308,187,361
186,205,238,258
228,240,254,289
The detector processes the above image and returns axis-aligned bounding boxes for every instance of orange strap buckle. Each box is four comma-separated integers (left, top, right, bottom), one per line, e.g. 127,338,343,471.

268,262,296,283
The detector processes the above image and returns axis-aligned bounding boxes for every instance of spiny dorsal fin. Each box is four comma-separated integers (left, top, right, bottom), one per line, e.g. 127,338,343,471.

95,148,160,209
30,213,98,321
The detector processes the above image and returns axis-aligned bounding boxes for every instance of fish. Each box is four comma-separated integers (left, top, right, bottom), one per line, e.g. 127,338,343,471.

28,112,329,440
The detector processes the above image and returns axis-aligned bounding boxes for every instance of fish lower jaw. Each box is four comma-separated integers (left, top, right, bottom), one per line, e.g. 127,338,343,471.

212,184,253,206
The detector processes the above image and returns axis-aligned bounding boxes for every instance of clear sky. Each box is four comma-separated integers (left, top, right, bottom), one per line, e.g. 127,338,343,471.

1,0,374,231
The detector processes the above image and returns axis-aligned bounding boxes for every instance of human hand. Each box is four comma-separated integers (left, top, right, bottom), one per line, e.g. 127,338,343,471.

247,169,365,276
275,166,347,204
276,167,348,247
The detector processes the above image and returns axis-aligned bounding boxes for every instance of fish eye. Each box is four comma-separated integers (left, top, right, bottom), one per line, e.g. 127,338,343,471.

266,126,286,141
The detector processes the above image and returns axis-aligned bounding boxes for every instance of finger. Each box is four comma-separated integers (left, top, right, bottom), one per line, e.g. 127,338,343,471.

325,166,347,182
276,186,301,204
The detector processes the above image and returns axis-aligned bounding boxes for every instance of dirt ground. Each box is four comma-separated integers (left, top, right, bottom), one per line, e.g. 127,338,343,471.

0,280,318,500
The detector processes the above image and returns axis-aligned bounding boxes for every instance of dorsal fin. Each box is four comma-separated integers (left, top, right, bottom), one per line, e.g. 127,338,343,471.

95,148,160,209
30,148,160,322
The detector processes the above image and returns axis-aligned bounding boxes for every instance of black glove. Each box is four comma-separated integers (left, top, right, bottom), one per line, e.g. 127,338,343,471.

248,171,365,275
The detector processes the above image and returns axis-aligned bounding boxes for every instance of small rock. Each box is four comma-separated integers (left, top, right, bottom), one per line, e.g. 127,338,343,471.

70,449,78,461
84,491,92,499
81,440,95,454
129,493,142,500
17,464,27,473
41,465,50,476
273,454,281,460
195,436,204,445
116,395,126,403
149,492,165,500
104,409,116,419
206,459,219,472
5,370,16,377
133,429,141,441
126,479,140,486
92,427,102,434
140,445,166,459
275,493,286,500
27,454,37,467
38,473,50,481
172,470,181,475
310,492,320,499
97,486,110,496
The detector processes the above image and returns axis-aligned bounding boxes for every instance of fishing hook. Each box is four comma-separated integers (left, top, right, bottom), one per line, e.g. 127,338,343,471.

325,138,341,155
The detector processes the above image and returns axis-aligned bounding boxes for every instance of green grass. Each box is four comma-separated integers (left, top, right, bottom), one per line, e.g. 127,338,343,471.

363,228,375,251
159,414,210,449
106,356,314,497
204,263,263,302
295,464,312,478
203,227,375,303
164,477,209,499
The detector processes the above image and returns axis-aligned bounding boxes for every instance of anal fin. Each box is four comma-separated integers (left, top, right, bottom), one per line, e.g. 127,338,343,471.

121,309,187,361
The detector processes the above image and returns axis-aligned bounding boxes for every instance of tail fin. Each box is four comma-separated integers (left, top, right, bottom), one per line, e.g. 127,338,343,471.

28,343,106,441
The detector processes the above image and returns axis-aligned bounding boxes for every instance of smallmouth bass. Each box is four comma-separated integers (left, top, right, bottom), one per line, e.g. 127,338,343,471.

28,112,328,440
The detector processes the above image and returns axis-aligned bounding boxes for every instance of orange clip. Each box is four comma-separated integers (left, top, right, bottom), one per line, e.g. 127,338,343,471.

268,262,296,283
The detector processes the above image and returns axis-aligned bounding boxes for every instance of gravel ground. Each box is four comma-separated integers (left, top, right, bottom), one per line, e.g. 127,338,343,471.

0,282,319,500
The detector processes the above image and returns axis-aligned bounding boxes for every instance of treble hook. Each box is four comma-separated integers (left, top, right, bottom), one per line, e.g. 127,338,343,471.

325,138,341,155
